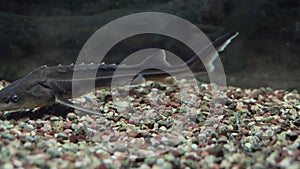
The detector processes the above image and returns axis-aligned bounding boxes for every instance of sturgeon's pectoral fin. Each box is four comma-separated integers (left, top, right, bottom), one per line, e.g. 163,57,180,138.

137,49,171,68
131,73,176,86
131,74,146,86
55,97,105,116
146,76,177,85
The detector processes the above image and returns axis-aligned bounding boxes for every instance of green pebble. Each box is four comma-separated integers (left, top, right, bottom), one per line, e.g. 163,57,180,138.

2,163,13,169
6,124,14,129
17,121,26,128
145,156,157,165
24,142,34,150
156,158,165,166
46,147,61,158
23,124,34,130
25,135,36,142
50,116,60,121
29,159,47,168
139,164,151,169
1,147,11,161
62,143,79,152
164,153,175,161
120,160,130,168
161,162,173,169
185,159,200,169
56,133,68,140
1,133,15,140
53,121,64,131
71,124,78,130
36,141,47,149
67,113,78,121
166,86,175,92
75,127,85,135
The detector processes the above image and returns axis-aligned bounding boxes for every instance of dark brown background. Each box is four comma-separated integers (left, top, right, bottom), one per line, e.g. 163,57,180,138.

0,0,299,90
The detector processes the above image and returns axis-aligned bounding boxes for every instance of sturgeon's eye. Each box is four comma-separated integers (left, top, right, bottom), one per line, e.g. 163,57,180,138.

11,95,19,103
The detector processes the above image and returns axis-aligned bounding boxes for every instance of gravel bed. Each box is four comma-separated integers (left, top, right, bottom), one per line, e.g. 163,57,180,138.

0,79,300,169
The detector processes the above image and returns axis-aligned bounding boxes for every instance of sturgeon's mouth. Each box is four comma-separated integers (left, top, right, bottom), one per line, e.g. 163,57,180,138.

0,101,41,112
0,107,37,113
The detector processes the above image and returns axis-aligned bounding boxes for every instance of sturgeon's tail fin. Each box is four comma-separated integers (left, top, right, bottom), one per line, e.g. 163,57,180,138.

186,32,239,74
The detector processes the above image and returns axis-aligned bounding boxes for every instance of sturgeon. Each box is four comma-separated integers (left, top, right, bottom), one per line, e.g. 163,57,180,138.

0,32,238,114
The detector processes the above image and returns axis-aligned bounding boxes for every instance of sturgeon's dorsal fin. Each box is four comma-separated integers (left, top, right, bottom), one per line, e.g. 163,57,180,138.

213,32,239,52
136,49,171,68
186,32,239,73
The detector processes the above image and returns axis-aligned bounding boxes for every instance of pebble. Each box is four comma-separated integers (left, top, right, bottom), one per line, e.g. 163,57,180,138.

67,113,78,121
279,157,293,168
24,135,35,142
145,156,157,165
103,159,113,165
24,142,33,150
156,158,165,166
140,164,151,169
164,153,175,161
0,80,299,168
2,163,13,169
23,124,34,131
56,133,68,140
62,143,79,152
12,160,22,168
1,133,15,140
50,116,60,121
159,126,167,131
185,159,200,169
46,147,61,158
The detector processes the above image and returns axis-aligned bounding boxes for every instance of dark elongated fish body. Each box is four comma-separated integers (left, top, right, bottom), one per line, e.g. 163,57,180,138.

0,32,238,112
